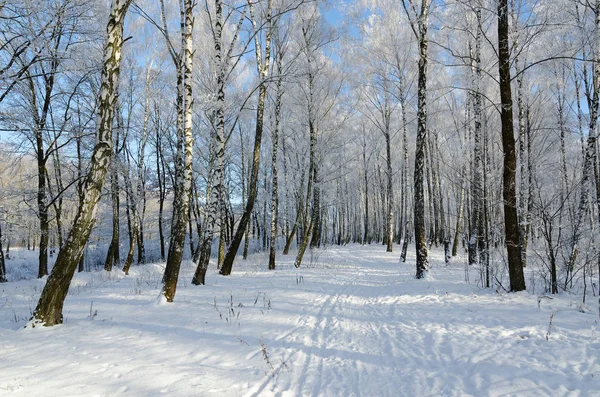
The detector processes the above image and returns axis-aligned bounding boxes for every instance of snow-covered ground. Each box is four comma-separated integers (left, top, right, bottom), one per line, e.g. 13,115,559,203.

1,245,599,396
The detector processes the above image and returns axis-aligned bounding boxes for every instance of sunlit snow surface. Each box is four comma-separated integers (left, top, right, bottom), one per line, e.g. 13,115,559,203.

1,245,598,396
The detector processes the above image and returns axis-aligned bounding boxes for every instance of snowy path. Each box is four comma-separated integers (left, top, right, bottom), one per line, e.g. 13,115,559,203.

1,245,599,396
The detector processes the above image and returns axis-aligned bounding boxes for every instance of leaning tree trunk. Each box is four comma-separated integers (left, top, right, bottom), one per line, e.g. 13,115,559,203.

29,0,133,326
498,0,525,291
156,116,166,261
50,143,65,249
294,30,318,268
162,0,194,302
220,0,272,276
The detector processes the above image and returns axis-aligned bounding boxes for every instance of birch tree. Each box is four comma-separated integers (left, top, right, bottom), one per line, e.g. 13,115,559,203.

161,0,195,302
268,26,288,270
192,0,246,284
29,0,133,326
402,0,431,279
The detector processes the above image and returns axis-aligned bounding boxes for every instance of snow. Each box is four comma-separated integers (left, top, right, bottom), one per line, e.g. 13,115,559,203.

1,245,599,396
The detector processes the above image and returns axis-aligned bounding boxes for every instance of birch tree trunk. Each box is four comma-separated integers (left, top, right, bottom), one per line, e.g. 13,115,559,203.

294,20,319,268
122,165,139,275
162,0,194,301
399,73,409,252
136,65,152,265
385,100,394,252
403,0,431,278
269,39,284,270
452,167,466,257
193,0,226,284
469,8,483,267
29,0,133,326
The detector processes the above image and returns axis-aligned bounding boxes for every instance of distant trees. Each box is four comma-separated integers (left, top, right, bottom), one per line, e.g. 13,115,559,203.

5,0,97,278
0,0,597,311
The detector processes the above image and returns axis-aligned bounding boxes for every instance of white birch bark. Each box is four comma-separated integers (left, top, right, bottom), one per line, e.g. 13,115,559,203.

29,0,133,326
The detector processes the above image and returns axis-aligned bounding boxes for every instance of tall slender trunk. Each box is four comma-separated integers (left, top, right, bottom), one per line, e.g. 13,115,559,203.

239,127,250,260
76,133,85,272
37,142,49,278
310,162,322,249
29,0,133,326
400,78,409,251
269,47,283,270
411,0,431,279
469,10,483,267
362,134,370,244
193,0,226,284
0,222,6,283
295,26,318,267
498,0,525,291
50,143,64,249
282,132,290,242
104,154,120,271
220,0,273,276
425,141,435,244
565,0,600,283
162,0,194,301
156,110,166,261
386,128,394,252
283,205,300,255
136,72,150,265
452,166,466,257
122,167,139,275
513,6,528,269
433,133,445,245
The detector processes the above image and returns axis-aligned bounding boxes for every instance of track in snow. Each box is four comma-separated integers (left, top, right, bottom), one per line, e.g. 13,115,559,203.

1,245,598,396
